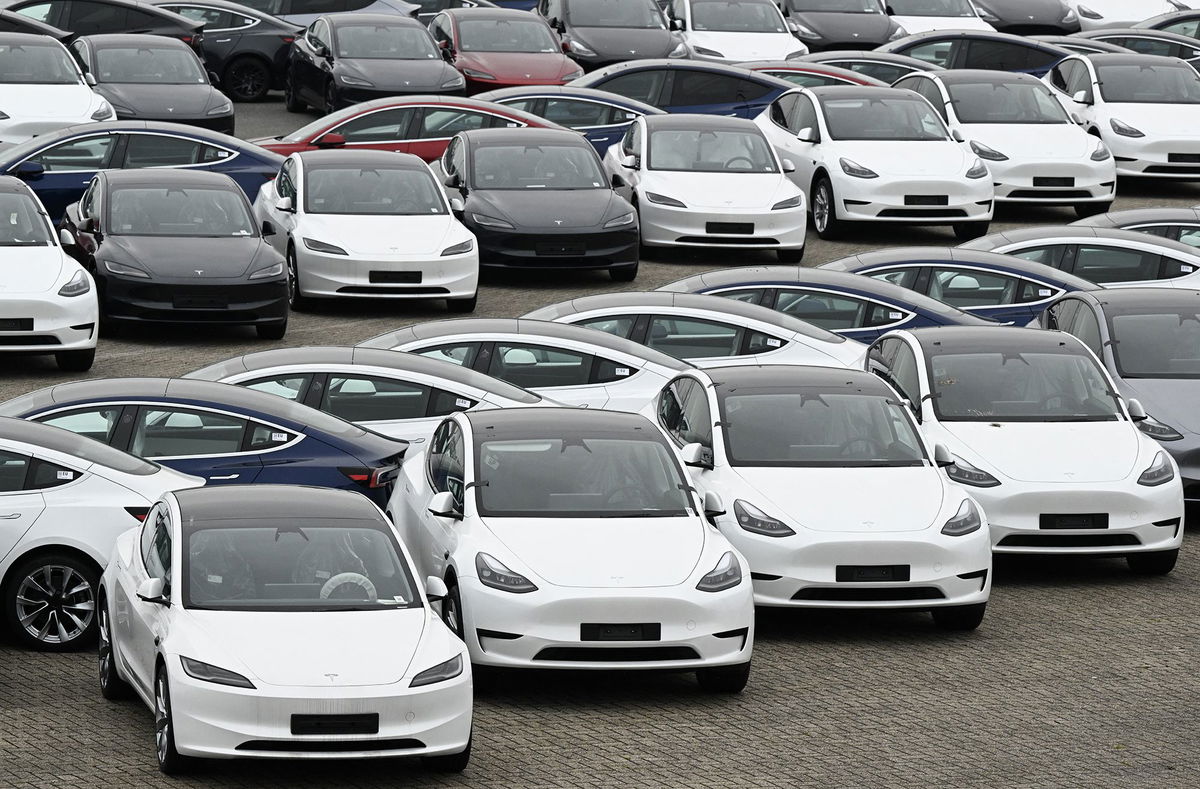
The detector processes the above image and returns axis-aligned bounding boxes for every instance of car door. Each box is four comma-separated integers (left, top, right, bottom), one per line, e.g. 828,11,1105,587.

325,106,420,153
926,265,1051,323
773,287,912,341
127,406,265,484
0,450,46,565
416,419,465,578
541,97,638,154
295,18,331,104
126,505,172,690
596,67,670,107
166,6,247,69
14,132,123,220
482,342,612,407
259,158,297,254
1066,245,1164,286
664,68,754,117
408,105,519,162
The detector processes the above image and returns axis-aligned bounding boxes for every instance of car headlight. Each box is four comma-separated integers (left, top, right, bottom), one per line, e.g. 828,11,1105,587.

604,212,635,228
207,100,233,115
1076,4,1101,19
941,498,982,536
696,551,742,592
441,238,474,256
965,158,989,179
180,656,255,689
1090,141,1111,161
476,552,537,593
888,24,908,40
1110,118,1144,138
840,157,878,179
1137,450,1175,487
945,456,1000,488
566,38,596,57
733,499,795,537
1138,416,1184,441
409,654,463,687
57,269,90,297
91,100,115,120
441,73,465,89
470,213,513,229
103,259,150,279
249,261,284,279
303,237,348,255
970,140,1008,161
792,22,819,39
692,46,723,58
645,191,686,207
668,41,688,58
561,68,584,81
771,194,803,210
1061,6,1077,23
339,74,373,87
462,68,496,80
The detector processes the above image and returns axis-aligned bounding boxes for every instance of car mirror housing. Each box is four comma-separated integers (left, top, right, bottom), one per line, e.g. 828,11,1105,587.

703,490,725,519
681,442,712,469
781,158,796,173
428,491,462,520
670,18,684,31
620,153,640,169
611,172,626,188
449,196,464,212
797,126,818,143
425,575,448,602
275,196,294,213
1071,89,1091,105
260,220,276,237
1070,112,1084,125
13,160,45,181
136,577,169,606
314,132,345,148
951,129,964,143
59,228,75,246
933,443,954,468
1126,398,1148,422
81,216,97,233
84,72,97,86
443,171,461,188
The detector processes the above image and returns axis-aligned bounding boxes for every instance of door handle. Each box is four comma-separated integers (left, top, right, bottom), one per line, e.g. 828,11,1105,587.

0,513,21,519
208,474,240,480
215,38,231,42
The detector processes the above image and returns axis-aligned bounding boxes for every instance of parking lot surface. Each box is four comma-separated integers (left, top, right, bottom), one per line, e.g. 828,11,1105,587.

1,98,1199,789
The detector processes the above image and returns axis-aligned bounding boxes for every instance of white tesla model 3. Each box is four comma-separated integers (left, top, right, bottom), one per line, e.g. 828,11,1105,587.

98,485,472,774
0,32,114,143
389,408,756,692
647,365,992,630
866,326,1185,574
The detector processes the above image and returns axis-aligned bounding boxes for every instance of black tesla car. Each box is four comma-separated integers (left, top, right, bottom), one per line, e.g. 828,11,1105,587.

1,0,207,54
0,8,70,37
538,0,685,70
779,0,903,51
69,34,235,133
286,12,463,111
60,168,288,338
439,127,639,280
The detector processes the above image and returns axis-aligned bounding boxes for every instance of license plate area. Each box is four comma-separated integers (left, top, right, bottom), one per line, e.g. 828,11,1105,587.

535,241,585,256
173,296,226,309
903,195,948,206
1033,177,1074,187
0,318,33,331
1169,153,1200,163
581,623,661,641
706,222,753,234
369,270,421,284
1039,513,1109,530
835,565,910,582
290,713,379,736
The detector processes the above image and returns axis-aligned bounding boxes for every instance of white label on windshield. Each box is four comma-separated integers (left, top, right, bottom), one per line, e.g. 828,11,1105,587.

766,338,782,347
1038,288,1052,297
456,398,472,408
1183,265,1195,273
56,470,73,480
889,311,903,320
8,213,16,224
208,574,222,584
271,432,288,442
315,570,330,580
615,367,631,376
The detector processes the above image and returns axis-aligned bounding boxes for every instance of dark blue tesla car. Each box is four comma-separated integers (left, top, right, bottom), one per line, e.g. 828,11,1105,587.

567,59,794,119
0,121,284,218
0,378,407,507
658,266,998,342
473,85,666,154
819,247,1100,326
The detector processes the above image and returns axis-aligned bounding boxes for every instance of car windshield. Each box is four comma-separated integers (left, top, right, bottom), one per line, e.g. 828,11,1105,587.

1096,62,1200,104
718,388,927,467
821,96,949,141
184,519,421,611
568,0,665,29
948,80,1070,124
787,0,881,12
887,0,975,16
94,46,206,84
475,435,693,517
458,19,559,53
108,186,256,237
0,41,80,85
304,165,447,214
335,25,438,59
928,349,1122,421
691,0,786,33
471,143,606,189
648,128,778,172
0,192,52,246
1107,306,1200,379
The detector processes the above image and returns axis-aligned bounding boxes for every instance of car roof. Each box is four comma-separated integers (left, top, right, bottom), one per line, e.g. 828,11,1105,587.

460,126,590,146
799,49,945,70
0,415,156,472
80,33,190,47
174,484,382,525
577,58,793,89
444,7,545,20
0,121,282,163
359,318,694,371
925,69,1045,86
1084,287,1200,311
1072,207,1200,228
881,29,1068,51
326,12,422,27
905,325,1087,355
738,61,889,86
821,246,1100,289
965,225,1200,258
1076,27,1200,45
642,113,756,131
1080,52,1188,66
807,85,915,101
100,168,241,188
295,149,429,169
288,95,571,134
464,406,656,438
1031,35,1130,53
0,30,66,45
472,85,666,115
701,364,893,395
185,346,542,404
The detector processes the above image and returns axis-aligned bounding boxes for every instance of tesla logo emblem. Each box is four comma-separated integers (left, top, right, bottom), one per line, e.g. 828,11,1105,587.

194,270,204,276
1063,472,1074,478
554,219,563,225
323,673,338,682
404,80,410,85
852,33,859,37
862,520,875,527
525,73,531,78
610,576,623,582
167,107,174,112
629,49,637,54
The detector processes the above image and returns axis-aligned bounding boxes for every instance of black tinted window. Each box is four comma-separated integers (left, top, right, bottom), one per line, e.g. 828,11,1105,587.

668,71,745,106
122,134,205,168
322,375,431,422
0,450,30,492
601,68,666,104
68,1,128,31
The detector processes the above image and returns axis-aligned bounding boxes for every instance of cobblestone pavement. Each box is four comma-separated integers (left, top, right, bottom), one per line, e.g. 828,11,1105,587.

1,99,1199,789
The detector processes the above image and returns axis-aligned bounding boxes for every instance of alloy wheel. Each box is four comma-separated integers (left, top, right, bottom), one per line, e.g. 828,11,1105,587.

228,61,267,101
155,675,170,764
16,565,95,646
813,185,830,233
98,607,112,686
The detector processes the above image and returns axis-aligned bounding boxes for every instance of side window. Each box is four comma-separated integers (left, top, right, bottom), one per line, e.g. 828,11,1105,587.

1065,62,1092,101
1046,297,1080,331
668,72,745,107
500,98,538,114
1160,255,1199,279
542,98,612,128
39,407,123,444
429,14,453,45
903,39,955,68
928,267,1019,307
646,316,741,359
15,2,55,22
415,342,479,367
770,93,799,130
1016,280,1060,303
27,134,117,171
142,508,172,589
121,135,205,169
889,343,921,404
277,158,296,200
321,375,432,422
600,69,667,105
67,1,128,32
417,108,494,139
716,288,765,305
451,136,467,176
429,389,477,417
332,108,416,143
247,424,296,450
1164,20,1200,38
130,408,249,458
26,458,80,490
1072,246,1161,284
1011,245,1066,268
745,330,786,354
864,303,911,328
0,450,30,493
574,315,636,338
867,267,918,289
170,6,235,28
1067,304,1103,357
592,357,637,384
961,40,1034,71
791,94,818,135
868,336,899,371
737,78,775,103
1107,36,1174,58
775,289,866,330
488,344,594,388
427,420,464,507
620,120,642,155
242,374,310,401
659,377,712,449
1048,60,1073,91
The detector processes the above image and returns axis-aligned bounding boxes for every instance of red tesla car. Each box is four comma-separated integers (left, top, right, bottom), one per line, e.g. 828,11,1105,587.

737,61,887,88
249,94,569,160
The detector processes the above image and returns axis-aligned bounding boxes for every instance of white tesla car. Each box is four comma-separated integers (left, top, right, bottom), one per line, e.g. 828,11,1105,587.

389,408,755,691
866,326,1185,574
0,417,202,651
754,86,994,241
892,70,1116,217
602,114,807,262
254,149,479,312
358,318,695,412
522,291,868,368
0,176,98,371
0,32,115,143
669,0,807,63
883,0,994,35
1044,53,1200,179
185,345,551,443
98,485,472,773
1065,0,1184,31
645,365,991,629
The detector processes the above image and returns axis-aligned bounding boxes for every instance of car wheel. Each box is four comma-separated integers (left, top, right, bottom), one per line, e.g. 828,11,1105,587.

422,732,471,773
442,578,464,640
224,56,271,102
777,248,804,264
324,81,338,114
283,72,305,113
1074,201,1112,219
98,596,131,700
286,246,311,311
695,661,751,693
256,320,287,340
155,669,190,775
55,348,95,372
931,603,986,631
4,553,99,651
952,221,990,242
811,177,842,240
631,195,651,258
609,262,638,282
1127,548,1178,576
447,295,477,313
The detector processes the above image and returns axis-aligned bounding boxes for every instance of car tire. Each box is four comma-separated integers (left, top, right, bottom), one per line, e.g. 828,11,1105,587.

811,177,842,240
695,661,751,694
324,81,338,114
284,72,305,113
931,603,986,631
777,247,804,263
4,552,99,651
609,262,638,282
55,348,95,372
631,195,652,258
155,668,191,775
98,596,132,701
447,295,477,313
287,246,311,311
1127,548,1178,576
442,577,465,640
1074,201,1112,219
952,221,990,242
224,56,271,102
256,320,287,340
423,733,471,773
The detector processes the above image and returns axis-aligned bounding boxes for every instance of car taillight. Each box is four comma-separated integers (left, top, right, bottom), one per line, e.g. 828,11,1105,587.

280,35,295,43
339,465,399,488
125,506,151,522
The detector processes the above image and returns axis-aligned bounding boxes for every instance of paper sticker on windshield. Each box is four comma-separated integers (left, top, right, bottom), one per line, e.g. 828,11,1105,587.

207,574,222,584
615,367,631,376
271,432,288,442
1038,288,1052,297
56,470,73,480
455,398,472,408
889,311,903,320
765,338,782,347
1183,265,1195,273
315,570,330,581
8,213,16,224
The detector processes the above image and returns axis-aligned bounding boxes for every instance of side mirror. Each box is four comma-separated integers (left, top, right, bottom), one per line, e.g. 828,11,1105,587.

136,577,169,606
59,228,74,246
670,18,684,30
933,443,954,468
425,575,448,602
314,132,345,148
84,72,97,86
443,171,461,188
787,20,798,33
13,160,45,181
781,158,795,173
260,219,276,237
703,490,725,519
951,129,964,143
208,70,221,86
449,196,464,212
1126,398,1148,422
681,442,712,470
1071,89,1091,105
275,196,294,213
428,490,462,520
611,172,625,188
620,153,640,169
81,216,97,233
1070,112,1083,125
441,45,454,61
797,126,817,143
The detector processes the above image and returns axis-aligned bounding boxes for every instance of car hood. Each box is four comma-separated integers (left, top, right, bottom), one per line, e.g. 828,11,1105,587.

300,213,457,255
571,26,676,58
336,58,457,91
483,516,704,587
976,0,1062,24
963,122,1092,159
0,83,96,118
1119,378,1200,435
1102,103,1200,137
889,16,993,34
459,51,574,80
96,83,220,117
101,235,268,279
470,187,621,229
641,171,790,209
736,466,945,532
0,246,66,293
791,12,896,45
941,420,1140,483
687,30,799,60
837,140,970,177
185,608,425,687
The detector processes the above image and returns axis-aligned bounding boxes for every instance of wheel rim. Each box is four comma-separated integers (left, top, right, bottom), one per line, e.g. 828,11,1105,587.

98,606,111,685
155,675,170,763
16,564,94,645
444,590,461,637
229,62,266,99
813,184,830,232
287,252,299,305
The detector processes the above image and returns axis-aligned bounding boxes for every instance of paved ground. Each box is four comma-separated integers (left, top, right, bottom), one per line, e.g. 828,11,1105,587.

2,97,1199,788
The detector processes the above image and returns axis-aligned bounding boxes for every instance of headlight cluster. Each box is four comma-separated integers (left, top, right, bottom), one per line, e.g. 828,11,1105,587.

945,456,1000,488
57,270,90,297
410,654,463,687
565,38,596,57
441,239,474,256
249,261,284,280
696,552,742,592
734,500,794,537
462,68,496,80
965,159,989,179
1110,118,1144,138
941,499,982,537
1076,4,1102,19
303,237,348,255
668,41,688,58
207,100,233,116
771,195,803,210
692,46,723,58
1137,416,1184,441
339,74,373,87
104,259,150,279
839,158,877,179
604,212,635,228
1137,451,1175,487
471,213,513,229
91,101,115,120
970,141,1008,162
1090,142,1111,161
476,552,537,593
645,191,686,208
181,656,255,689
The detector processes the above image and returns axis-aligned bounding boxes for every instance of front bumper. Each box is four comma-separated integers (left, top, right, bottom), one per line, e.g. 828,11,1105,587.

296,247,478,300
169,660,472,760
459,575,754,670
832,172,994,224
0,117,103,144
0,293,98,353
102,275,288,326
1106,134,1200,179
638,200,807,250
988,158,1115,204
473,225,638,270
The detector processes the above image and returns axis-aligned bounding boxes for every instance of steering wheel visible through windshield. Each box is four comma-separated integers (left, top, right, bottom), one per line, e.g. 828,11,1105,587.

820,96,950,141
648,128,779,172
